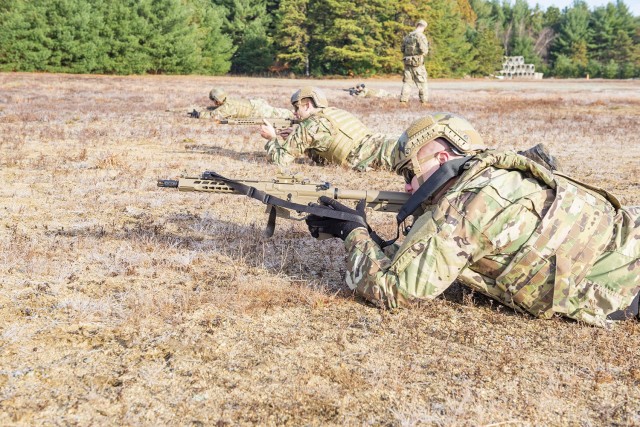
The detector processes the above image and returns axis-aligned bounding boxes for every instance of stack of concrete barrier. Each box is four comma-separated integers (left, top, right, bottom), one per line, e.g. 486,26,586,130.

500,56,543,79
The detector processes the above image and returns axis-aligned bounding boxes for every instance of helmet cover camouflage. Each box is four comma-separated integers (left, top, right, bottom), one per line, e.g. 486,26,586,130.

290,89,302,106
209,88,227,102
417,19,428,27
392,112,484,176
292,86,329,108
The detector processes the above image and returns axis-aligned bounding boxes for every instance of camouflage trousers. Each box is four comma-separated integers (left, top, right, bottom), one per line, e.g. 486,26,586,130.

348,133,398,171
400,65,428,103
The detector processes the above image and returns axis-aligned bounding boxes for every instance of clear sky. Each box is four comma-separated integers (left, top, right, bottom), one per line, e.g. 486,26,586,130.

527,0,640,16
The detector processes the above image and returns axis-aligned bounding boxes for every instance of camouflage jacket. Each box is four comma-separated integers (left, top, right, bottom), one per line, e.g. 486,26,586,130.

402,30,429,58
355,88,393,99
344,150,640,327
264,107,397,171
197,98,293,120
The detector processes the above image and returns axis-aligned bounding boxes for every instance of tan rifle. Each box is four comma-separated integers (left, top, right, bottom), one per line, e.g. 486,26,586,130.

216,117,300,129
157,171,409,237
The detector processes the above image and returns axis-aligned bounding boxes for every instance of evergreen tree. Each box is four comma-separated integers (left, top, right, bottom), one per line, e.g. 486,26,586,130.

313,0,403,76
508,0,537,64
426,0,474,78
468,0,504,76
139,0,201,74
98,0,153,74
471,27,504,76
274,0,310,75
220,0,274,73
553,53,579,77
191,1,234,75
40,0,104,73
590,1,635,69
553,1,592,63
233,19,275,74
0,0,52,71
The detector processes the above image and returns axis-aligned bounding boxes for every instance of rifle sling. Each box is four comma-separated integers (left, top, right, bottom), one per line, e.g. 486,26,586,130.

379,156,472,248
204,172,368,237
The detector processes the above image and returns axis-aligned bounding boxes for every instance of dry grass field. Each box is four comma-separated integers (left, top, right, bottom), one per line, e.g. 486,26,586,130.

1,72,639,426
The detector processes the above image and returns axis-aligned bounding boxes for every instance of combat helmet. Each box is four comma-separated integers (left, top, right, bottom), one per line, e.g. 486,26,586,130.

290,86,329,108
392,112,484,181
209,88,227,103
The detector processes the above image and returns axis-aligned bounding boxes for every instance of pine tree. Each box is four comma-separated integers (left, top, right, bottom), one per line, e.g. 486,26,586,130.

98,0,153,74
307,0,387,75
425,0,474,78
0,0,52,71
191,1,234,75
141,0,201,74
552,0,592,74
274,0,310,75
221,0,274,74
472,27,504,76
590,1,635,67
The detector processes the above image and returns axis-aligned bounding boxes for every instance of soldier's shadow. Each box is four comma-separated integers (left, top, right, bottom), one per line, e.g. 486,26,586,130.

184,144,266,162
183,144,312,166
51,210,530,321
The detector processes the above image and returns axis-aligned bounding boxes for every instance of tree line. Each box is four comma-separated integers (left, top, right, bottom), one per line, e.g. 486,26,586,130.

0,0,638,78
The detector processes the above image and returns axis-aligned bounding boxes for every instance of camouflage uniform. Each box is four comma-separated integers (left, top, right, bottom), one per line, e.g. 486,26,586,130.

400,29,429,103
344,150,640,327
196,98,294,120
264,107,397,171
355,87,394,99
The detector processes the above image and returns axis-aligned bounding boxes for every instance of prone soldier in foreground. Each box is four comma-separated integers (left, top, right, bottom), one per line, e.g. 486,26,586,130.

259,86,398,171
189,88,294,120
304,112,640,327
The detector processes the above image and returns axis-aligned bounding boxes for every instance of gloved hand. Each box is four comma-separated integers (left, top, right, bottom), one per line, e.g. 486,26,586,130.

305,196,368,240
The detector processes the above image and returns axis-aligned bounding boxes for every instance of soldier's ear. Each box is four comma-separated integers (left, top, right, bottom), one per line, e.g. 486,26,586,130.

435,151,451,165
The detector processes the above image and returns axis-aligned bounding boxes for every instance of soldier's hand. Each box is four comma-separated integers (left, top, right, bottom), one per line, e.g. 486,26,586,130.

305,197,368,241
259,119,277,140
276,127,294,138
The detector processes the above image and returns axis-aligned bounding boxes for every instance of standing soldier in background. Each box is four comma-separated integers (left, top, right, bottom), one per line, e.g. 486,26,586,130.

259,86,398,171
191,88,294,120
400,20,429,104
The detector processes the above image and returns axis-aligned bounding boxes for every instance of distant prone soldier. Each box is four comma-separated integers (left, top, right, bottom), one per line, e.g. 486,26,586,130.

344,83,393,99
259,86,398,171
190,88,294,120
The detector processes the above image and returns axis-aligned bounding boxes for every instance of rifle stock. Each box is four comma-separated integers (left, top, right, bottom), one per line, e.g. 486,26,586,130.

158,171,409,236
217,118,300,129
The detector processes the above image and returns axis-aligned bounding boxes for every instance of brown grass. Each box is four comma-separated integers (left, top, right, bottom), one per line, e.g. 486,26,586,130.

1,73,639,426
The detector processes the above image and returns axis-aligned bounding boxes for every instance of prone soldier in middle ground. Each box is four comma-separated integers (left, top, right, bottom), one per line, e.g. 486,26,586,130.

345,83,394,99
259,86,398,171
191,88,294,120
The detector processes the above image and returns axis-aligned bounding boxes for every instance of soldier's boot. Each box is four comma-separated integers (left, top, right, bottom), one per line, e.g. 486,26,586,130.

607,290,640,321
418,87,428,105
517,143,563,172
